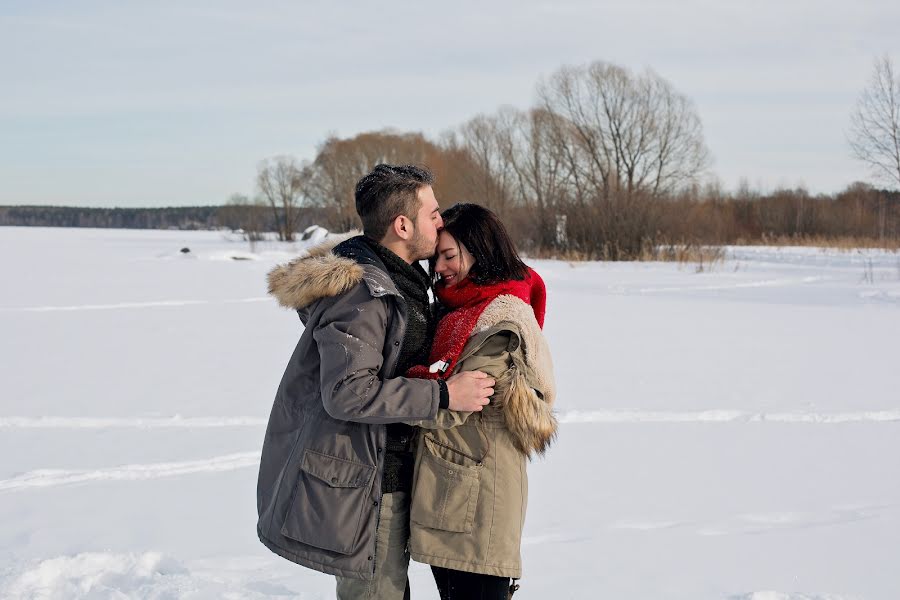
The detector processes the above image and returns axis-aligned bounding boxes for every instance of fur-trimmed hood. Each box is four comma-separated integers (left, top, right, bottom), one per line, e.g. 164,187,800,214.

475,294,557,457
267,232,372,312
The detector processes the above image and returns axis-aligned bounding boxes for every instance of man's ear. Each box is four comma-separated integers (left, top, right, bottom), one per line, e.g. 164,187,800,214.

392,215,413,241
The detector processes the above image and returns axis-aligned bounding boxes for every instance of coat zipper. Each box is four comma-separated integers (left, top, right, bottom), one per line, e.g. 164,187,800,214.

372,293,406,575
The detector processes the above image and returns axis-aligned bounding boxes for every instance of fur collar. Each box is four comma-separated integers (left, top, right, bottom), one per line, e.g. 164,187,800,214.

267,231,364,310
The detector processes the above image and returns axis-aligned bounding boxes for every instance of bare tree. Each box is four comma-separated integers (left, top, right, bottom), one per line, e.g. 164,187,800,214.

530,61,710,258
217,194,248,232
849,55,900,190
257,156,308,241
450,107,574,251
219,193,267,250
494,108,572,249
538,61,710,198
507,108,573,249
448,109,518,216
306,131,431,231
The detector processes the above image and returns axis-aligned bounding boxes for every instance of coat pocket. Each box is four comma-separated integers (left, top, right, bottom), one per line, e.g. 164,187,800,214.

280,449,375,555
411,438,482,533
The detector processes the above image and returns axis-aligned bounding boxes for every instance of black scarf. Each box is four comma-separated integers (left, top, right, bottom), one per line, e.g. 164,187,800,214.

361,237,433,374
361,237,435,494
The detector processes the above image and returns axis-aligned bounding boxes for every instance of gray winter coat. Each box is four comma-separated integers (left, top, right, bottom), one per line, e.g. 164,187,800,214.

256,234,442,580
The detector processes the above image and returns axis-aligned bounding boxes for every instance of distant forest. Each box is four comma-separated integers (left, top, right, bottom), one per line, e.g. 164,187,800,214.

0,204,329,233
0,206,222,230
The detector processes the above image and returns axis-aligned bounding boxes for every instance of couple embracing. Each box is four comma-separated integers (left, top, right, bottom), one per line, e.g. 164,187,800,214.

257,164,557,600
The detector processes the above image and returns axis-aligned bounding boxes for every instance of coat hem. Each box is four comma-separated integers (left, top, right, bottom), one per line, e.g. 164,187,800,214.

258,529,372,581
409,550,521,579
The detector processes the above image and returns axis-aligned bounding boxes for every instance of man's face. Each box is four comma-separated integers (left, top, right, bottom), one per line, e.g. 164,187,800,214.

407,186,443,261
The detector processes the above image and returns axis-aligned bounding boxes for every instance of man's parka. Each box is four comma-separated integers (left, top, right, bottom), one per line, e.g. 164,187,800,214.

256,234,442,580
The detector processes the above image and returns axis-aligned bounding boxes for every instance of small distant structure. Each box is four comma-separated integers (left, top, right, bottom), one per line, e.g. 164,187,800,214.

300,225,329,243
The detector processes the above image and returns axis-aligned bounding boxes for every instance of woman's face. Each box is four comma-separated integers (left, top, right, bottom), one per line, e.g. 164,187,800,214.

435,230,475,286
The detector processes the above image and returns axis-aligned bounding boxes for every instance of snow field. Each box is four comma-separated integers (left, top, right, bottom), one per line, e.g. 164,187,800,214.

0,227,898,599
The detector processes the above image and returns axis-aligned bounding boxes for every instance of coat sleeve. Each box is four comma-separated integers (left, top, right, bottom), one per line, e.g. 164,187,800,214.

412,330,516,430
313,283,441,424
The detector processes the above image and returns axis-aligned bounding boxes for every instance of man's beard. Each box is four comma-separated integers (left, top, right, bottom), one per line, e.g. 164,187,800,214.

407,225,436,262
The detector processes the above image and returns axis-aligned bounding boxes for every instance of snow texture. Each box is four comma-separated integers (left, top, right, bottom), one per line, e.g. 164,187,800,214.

0,227,898,599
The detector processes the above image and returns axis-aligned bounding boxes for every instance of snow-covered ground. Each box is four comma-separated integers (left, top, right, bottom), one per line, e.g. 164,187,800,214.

1,227,898,600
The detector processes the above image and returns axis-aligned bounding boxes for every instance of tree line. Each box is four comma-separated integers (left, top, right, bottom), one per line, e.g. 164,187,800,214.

6,58,898,258
8,182,896,255
229,58,899,258
0,206,220,229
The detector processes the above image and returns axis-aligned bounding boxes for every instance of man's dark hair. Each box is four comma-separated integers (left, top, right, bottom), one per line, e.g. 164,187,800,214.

431,203,529,285
354,164,434,240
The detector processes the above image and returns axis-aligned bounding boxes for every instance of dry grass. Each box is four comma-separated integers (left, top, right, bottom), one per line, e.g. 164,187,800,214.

525,243,726,268
524,234,900,265
637,243,726,271
736,234,900,252
524,247,593,262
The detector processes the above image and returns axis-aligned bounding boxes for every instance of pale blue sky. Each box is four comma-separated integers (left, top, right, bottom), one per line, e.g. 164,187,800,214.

1,0,898,207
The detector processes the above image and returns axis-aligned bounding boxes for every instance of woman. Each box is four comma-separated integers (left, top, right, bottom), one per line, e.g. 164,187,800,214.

406,203,557,599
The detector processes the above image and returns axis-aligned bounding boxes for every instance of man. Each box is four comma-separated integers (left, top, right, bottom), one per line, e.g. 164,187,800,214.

257,164,494,599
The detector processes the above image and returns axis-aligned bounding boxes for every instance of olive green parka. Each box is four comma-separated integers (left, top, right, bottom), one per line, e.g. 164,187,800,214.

408,294,557,578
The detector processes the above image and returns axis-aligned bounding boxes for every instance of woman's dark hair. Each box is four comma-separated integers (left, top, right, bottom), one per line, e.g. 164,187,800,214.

431,203,529,285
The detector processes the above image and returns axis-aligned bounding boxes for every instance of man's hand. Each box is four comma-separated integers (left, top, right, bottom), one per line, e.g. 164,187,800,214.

446,371,495,412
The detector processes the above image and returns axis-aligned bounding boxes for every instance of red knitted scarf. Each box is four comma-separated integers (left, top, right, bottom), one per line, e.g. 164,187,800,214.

406,268,546,381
